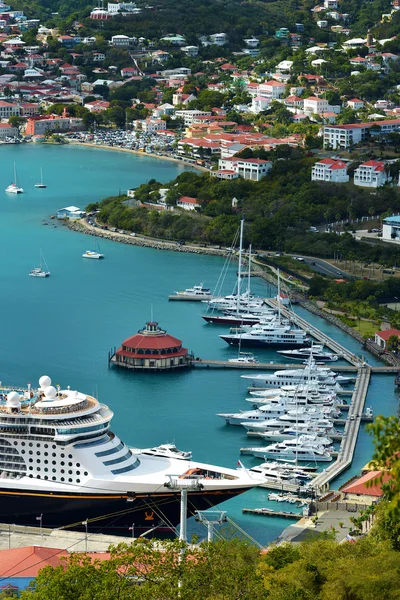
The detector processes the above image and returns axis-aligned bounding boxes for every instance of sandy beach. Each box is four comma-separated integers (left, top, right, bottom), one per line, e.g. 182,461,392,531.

68,141,209,173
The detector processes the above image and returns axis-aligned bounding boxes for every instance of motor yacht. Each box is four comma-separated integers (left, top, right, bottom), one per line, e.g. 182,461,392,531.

277,345,339,362
170,284,212,301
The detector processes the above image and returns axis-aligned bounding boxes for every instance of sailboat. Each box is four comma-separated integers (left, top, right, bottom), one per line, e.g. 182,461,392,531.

34,168,46,189
29,251,50,277
82,238,104,259
5,163,23,194
203,227,273,325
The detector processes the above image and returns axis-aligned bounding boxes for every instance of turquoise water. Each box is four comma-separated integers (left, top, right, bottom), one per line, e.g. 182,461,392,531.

0,144,398,545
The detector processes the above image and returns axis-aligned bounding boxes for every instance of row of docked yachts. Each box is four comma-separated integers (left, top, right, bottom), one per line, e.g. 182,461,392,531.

216,365,358,482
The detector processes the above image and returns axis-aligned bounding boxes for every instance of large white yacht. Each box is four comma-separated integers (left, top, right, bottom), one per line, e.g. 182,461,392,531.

242,362,350,389
0,376,259,534
244,438,333,461
220,320,309,349
246,387,337,407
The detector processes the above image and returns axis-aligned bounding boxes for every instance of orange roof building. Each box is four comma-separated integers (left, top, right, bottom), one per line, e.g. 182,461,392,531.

112,321,192,371
341,470,392,501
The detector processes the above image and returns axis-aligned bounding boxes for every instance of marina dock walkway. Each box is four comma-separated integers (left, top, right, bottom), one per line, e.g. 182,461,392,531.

265,299,362,367
312,366,371,492
192,359,397,373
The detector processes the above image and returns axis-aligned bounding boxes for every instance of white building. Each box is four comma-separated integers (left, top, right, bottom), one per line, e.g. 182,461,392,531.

382,216,400,240
181,45,198,57
324,0,338,7
108,2,137,12
323,119,400,149
217,158,272,181
347,98,364,110
258,80,286,100
133,119,166,133
110,35,131,47
175,110,212,126
304,96,340,115
251,96,270,113
176,196,200,211
0,101,20,118
311,158,349,183
209,33,227,45
353,160,391,187
56,206,86,219
0,122,18,139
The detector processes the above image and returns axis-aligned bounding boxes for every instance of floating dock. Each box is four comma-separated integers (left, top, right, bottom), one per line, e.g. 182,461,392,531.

242,508,303,519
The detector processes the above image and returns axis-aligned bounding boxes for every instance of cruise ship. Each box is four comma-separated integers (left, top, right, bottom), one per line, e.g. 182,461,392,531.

0,376,259,535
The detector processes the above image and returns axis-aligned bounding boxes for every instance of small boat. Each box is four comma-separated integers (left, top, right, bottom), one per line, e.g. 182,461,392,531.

5,163,23,194
82,250,104,259
82,239,104,259
138,443,192,460
228,352,259,365
29,251,50,278
34,167,46,189
169,283,212,301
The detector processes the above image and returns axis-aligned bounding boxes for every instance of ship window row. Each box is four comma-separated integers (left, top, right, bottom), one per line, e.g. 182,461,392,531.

103,450,132,466
111,458,140,474
95,441,124,457
74,435,110,449
57,423,108,435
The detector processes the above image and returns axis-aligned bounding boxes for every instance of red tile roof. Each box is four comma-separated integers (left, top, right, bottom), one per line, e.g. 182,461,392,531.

0,547,69,577
178,196,199,205
375,329,400,341
341,471,391,497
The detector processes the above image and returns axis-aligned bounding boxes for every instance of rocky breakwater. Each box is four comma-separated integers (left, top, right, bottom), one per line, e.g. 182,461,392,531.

64,219,228,258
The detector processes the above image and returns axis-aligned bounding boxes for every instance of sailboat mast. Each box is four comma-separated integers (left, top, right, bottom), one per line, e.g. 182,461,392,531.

236,218,244,315
277,268,281,322
247,244,252,297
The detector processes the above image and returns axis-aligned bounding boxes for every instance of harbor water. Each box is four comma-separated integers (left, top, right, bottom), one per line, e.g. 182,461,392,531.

0,144,398,545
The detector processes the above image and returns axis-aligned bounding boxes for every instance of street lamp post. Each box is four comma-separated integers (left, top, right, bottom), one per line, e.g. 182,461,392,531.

82,520,88,552
36,514,43,538
129,523,135,538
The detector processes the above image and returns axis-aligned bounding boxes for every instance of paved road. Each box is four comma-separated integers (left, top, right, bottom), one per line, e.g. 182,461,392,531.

299,256,349,278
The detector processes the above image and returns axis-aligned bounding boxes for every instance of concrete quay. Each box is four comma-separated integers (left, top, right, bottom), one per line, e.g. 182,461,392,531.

0,523,135,552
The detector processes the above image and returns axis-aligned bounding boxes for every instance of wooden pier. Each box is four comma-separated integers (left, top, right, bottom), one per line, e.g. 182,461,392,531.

191,359,397,373
242,508,303,519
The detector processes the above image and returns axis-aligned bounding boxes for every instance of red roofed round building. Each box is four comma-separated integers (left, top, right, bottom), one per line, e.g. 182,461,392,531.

111,321,192,371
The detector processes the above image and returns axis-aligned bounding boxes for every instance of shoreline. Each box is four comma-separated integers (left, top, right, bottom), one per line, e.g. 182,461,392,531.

68,141,209,173
64,218,229,257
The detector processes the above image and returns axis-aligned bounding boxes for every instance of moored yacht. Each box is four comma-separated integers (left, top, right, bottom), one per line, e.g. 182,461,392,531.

277,345,339,362
169,284,212,301
242,361,346,389
0,376,260,534
220,320,309,349
243,439,333,461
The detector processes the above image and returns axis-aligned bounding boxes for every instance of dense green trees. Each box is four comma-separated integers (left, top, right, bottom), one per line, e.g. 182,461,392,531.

18,529,400,599
91,154,400,252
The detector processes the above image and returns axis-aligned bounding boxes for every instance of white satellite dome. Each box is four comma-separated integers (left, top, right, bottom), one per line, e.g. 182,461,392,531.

7,391,21,407
44,385,57,400
39,375,51,389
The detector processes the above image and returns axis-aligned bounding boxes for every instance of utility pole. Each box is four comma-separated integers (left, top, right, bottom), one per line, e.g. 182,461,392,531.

165,475,204,543
195,511,227,542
